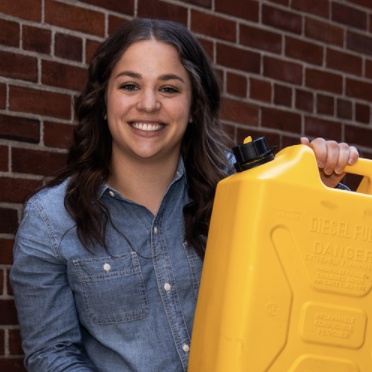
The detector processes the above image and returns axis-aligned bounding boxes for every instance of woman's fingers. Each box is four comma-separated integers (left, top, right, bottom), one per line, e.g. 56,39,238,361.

300,137,359,188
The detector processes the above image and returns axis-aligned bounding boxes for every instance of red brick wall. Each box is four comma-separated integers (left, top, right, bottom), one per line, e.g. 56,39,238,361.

1,0,372,369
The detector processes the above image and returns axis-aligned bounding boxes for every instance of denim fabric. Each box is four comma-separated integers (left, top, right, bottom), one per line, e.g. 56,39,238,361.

10,157,203,372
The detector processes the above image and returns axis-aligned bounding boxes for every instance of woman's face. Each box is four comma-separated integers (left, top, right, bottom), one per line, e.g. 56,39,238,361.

106,40,192,165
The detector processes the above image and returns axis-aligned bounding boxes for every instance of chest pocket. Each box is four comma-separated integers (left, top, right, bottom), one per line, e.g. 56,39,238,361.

183,242,204,300
73,252,149,324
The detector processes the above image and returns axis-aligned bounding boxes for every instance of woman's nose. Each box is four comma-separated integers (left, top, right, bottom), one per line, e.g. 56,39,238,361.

136,89,161,113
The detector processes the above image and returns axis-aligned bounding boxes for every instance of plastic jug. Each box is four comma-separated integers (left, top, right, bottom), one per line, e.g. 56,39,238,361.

188,137,372,372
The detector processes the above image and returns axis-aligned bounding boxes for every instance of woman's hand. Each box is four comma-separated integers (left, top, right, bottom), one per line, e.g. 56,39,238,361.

300,137,359,188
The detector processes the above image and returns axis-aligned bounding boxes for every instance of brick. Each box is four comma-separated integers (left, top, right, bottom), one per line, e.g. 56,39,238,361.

240,25,282,54
9,86,71,120
221,98,259,125
346,78,372,102
305,117,342,141
366,60,372,80
305,17,343,47
0,329,4,354
0,359,27,372
9,330,23,355
317,94,334,116
296,89,313,112
0,0,41,21
80,0,134,15
337,99,352,120
108,15,129,35
7,269,14,295
0,239,14,265
226,72,247,97
215,68,224,89
269,0,289,5
355,103,370,124
262,4,302,34
44,122,74,149
326,48,362,76
42,61,87,92
0,178,39,204
0,19,19,48
12,148,67,176
250,78,272,103
0,51,37,82
347,31,372,56
215,0,258,21
345,124,372,147
197,38,213,61
0,83,6,110
264,56,302,85
0,209,18,234
222,124,235,143
291,0,329,18
0,145,8,171
274,84,292,107
282,136,301,148
55,33,82,62
0,114,39,143
346,0,372,10
45,0,104,36
237,127,280,149
262,107,301,133
191,10,235,42
180,0,211,8
306,69,343,94
23,25,51,54
138,0,188,26
217,44,260,73
86,40,102,63
285,36,323,65
332,3,367,30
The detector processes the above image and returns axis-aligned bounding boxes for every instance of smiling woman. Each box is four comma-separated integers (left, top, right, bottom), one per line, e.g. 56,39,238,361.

9,18,358,372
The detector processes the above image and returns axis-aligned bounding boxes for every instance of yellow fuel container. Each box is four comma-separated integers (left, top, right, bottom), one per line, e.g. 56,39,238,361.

189,137,372,372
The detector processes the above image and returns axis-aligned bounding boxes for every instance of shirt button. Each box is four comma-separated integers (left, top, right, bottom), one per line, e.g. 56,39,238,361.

103,263,111,272
164,283,171,291
182,344,190,353
154,227,158,234
108,191,115,197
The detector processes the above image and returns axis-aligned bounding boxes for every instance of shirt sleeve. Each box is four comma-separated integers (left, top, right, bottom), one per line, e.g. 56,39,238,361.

10,201,95,372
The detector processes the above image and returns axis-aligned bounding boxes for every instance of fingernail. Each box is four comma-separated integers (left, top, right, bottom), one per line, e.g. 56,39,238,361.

348,158,355,164
318,162,325,168
325,168,332,175
335,167,343,174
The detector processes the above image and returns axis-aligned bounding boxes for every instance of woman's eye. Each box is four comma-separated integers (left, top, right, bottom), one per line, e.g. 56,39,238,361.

120,84,138,91
161,87,179,94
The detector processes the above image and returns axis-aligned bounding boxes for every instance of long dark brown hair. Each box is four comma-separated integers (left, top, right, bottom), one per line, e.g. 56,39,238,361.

46,18,233,258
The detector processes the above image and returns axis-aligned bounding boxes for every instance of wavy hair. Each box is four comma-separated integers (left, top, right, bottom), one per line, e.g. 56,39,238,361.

46,18,233,258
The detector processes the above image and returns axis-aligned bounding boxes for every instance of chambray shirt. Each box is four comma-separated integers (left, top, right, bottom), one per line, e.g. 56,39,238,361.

10,157,203,372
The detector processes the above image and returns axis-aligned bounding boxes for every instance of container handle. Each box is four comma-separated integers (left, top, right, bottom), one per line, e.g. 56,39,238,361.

344,158,372,195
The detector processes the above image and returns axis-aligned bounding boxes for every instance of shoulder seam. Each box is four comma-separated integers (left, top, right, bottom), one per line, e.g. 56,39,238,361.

27,198,63,261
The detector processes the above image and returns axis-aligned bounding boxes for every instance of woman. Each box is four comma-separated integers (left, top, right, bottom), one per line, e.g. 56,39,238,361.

10,18,358,372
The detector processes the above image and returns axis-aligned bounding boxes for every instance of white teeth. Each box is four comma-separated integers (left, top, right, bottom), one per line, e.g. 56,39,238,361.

131,122,163,131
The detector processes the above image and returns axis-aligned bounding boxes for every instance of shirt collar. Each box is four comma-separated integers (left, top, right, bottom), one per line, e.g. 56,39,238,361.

96,155,186,201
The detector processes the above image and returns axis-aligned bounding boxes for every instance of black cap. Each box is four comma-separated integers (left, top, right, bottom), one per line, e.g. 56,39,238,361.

233,136,276,172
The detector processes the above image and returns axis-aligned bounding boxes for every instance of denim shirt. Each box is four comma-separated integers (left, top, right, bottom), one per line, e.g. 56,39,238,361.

10,157,204,372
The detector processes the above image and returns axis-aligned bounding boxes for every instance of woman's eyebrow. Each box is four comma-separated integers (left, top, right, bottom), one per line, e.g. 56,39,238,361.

159,74,185,84
115,71,185,84
115,71,141,79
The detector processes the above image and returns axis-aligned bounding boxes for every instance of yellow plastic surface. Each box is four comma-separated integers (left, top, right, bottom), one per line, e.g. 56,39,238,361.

189,144,372,372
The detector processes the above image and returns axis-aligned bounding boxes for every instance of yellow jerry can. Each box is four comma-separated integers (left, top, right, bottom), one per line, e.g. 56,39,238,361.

189,137,372,372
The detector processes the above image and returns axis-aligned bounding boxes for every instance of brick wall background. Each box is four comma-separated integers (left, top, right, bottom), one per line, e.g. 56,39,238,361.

1,0,372,370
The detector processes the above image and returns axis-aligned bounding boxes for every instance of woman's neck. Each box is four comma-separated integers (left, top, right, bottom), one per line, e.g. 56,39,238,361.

107,152,180,215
